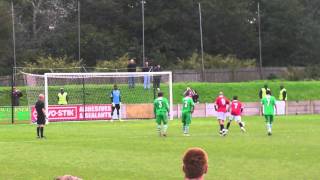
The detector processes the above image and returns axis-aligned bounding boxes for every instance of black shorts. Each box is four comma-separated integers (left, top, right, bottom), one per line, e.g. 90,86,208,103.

112,104,121,110
37,116,46,125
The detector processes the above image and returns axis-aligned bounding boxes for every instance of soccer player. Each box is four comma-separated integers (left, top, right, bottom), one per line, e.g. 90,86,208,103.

153,91,170,136
110,84,121,120
214,92,230,136
57,88,68,105
183,147,208,180
261,90,277,136
35,94,46,139
182,92,195,136
225,96,246,133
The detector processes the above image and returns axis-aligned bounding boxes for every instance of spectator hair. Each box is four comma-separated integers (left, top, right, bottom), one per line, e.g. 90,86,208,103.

183,147,208,179
158,92,163,97
266,90,271,95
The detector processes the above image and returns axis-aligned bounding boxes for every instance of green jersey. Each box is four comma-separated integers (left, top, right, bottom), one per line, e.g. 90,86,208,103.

261,95,276,115
154,97,169,115
182,97,195,113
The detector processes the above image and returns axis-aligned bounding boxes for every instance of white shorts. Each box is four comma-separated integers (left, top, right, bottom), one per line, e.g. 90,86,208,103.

229,115,242,123
216,112,227,121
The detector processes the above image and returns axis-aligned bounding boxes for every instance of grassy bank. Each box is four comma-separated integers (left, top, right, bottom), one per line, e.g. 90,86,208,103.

1,81,319,106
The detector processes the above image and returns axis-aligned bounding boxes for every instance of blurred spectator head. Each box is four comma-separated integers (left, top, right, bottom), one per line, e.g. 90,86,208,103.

54,175,82,180
183,147,208,180
264,84,268,89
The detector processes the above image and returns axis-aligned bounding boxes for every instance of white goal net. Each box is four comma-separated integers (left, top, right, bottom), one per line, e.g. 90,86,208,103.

23,72,173,122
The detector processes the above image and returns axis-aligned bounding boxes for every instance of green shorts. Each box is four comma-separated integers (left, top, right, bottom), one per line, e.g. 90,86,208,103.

156,113,168,125
182,112,192,125
264,115,274,124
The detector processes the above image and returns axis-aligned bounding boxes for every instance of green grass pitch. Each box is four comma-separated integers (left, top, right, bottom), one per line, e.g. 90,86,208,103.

0,115,319,179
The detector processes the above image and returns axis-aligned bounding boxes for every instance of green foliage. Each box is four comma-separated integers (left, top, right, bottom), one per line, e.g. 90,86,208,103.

305,65,320,80
0,116,319,179
23,56,81,73
95,54,130,72
0,0,319,72
175,52,256,70
0,1,11,75
267,73,278,80
285,67,305,81
285,66,320,81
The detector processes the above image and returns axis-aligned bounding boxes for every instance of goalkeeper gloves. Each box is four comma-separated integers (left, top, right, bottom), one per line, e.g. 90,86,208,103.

112,103,115,107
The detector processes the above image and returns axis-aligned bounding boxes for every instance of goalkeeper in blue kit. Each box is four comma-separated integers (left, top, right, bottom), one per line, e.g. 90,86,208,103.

153,92,170,137
110,84,121,120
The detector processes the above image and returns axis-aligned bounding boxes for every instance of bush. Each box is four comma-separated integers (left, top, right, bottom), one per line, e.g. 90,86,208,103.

95,54,138,72
174,52,256,70
285,67,305,81
267,73,278,80
305,65,320,80
23,56,81,74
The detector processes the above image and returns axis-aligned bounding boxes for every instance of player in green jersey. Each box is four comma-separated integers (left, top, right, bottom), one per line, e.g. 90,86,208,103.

153,91,170,137
261,90,277,136
182,92,195,136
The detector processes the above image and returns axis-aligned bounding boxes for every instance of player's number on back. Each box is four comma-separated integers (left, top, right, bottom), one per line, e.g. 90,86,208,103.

184,101,188,108
234,103,238,109
159,101,163,108
267,98,271,106
221,99,226,105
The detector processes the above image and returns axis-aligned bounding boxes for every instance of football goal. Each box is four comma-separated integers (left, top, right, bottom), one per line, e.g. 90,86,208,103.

23,72,173,122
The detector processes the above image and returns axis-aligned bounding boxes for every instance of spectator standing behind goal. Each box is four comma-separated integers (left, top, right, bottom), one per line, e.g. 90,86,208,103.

142,61,152,90
259,84,271,99
127,59,137,88
57,88,68,105
183,147,208,180
153,64,161,89
35,94,46,139
12,87,23,106
110,84,121,120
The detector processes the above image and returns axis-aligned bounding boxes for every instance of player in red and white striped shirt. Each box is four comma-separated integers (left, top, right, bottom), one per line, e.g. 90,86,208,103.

214,92,230,136
225,96,246,133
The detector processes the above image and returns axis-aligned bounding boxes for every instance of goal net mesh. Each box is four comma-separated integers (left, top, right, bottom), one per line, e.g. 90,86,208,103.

23,72,173,122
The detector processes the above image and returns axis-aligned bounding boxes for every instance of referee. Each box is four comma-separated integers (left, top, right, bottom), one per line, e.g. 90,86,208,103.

35,94,46,139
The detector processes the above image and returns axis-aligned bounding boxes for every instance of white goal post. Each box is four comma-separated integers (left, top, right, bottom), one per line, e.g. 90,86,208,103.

42,71,174,121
